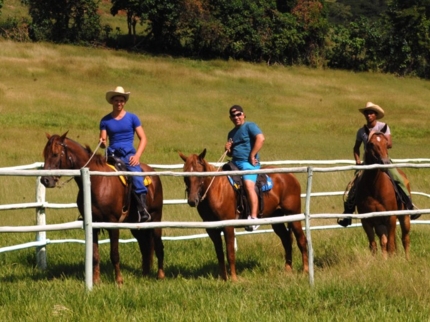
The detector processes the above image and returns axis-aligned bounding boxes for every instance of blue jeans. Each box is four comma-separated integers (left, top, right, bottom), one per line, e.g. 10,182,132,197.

108,147,147,194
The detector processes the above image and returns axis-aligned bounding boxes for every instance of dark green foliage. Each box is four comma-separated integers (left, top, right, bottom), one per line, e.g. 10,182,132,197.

382,0,430,78
21,0,101,44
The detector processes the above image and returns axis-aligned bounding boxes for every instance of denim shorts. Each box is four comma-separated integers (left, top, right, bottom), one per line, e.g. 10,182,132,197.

233,160,260,182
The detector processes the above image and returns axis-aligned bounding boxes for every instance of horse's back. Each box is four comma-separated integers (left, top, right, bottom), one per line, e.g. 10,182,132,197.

262,166,301,215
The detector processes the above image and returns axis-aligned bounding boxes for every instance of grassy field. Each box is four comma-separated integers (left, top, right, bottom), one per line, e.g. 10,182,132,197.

1,39,430,321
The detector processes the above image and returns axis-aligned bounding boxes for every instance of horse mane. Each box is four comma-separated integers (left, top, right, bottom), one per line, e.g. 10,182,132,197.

63,137,106,166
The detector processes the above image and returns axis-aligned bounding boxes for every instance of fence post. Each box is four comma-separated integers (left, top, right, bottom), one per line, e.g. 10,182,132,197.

81,168,93,291
35,176,47,270
305,167,315,287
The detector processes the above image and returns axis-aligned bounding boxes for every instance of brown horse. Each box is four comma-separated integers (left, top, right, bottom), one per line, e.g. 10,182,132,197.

179,149,308,281
356,125,411,259
41,132,165,285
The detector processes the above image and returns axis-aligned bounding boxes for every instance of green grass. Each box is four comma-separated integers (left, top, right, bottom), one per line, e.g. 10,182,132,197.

1,40,430,321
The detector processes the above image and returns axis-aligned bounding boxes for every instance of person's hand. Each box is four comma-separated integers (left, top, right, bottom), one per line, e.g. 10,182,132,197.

129,155,140,166
99,138,106,149
249,155,258,166
225,139,233,153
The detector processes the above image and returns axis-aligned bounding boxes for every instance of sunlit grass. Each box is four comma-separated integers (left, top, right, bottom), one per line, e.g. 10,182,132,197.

1,40,430,320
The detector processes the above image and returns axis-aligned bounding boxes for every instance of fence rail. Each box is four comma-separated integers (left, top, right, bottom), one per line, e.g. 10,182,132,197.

1,160,430,290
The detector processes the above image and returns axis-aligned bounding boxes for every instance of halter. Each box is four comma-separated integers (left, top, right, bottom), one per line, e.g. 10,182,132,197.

51,140,102,188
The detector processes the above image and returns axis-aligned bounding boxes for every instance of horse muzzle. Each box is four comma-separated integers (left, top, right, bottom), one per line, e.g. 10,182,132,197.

40,176,58,188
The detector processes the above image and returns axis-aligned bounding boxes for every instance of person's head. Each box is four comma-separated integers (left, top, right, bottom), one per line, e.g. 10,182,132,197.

358,102,385,121
229,105,245,126
105,86,130,105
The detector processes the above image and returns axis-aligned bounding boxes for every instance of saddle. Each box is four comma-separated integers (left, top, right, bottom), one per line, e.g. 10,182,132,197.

222,161,272,219
106,156,152,222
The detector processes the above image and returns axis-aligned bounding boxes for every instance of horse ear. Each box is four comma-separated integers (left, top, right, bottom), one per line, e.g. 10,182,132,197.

199,149,207,161
60,131,69,141
45,133,51,140
381,124,387,133
178,151,187,162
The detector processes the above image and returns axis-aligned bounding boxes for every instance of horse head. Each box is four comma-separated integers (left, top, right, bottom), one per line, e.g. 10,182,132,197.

179,149,209,207
41,131,77,187
364,124,390,165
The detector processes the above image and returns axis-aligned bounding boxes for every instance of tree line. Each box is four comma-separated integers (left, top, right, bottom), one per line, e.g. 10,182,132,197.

1,0,429,79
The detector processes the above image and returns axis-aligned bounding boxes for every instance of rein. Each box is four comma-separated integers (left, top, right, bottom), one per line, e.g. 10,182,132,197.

200,150,229,201
56,141,103,188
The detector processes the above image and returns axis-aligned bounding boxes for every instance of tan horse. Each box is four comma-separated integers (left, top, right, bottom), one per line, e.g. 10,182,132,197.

179,149,308,281
356,125,411,259
41,132,165,285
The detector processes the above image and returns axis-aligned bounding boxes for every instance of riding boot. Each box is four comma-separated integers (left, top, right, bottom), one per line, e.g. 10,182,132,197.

337,202,354,227
133,192,151,222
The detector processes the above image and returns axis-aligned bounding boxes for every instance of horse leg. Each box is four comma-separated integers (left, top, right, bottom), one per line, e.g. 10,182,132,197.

375,224,388,259
206,228,228,281
108,229,123,286
272,223,293,273
153,227,165,279
386,216,398,257
361,220,378,255
398,215,411,260
222,226,237,282
93,229,101,285
131,229,154,278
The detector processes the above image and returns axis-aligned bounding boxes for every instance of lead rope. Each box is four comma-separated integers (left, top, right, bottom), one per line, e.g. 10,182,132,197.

201,149,229,201
57,141,103,188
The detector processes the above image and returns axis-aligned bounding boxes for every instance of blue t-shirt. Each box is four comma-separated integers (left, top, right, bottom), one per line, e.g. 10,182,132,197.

227,122,262,162
100,112,141,155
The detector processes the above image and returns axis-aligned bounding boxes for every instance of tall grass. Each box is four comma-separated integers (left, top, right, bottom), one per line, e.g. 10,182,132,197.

1,40,430,321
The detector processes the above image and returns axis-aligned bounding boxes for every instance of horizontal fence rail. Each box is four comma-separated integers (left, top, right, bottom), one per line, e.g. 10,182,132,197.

1,160,430,290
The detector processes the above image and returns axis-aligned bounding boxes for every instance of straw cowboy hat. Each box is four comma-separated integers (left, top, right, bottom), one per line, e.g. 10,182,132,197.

359,102,385,119
105,86,130,104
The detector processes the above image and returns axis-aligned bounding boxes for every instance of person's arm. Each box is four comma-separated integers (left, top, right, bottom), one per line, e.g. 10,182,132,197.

99,129,107,149
225,138,233,157
129,125,147,166
249,133,265,165
353,140,362,165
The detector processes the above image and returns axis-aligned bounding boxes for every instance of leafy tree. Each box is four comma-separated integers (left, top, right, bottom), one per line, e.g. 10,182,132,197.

21,0,101,44
383,0,430,77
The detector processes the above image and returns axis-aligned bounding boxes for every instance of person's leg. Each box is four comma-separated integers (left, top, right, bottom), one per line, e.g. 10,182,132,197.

235,161,260,232
388,168,413,210
244,179,258,219
127,163,151,222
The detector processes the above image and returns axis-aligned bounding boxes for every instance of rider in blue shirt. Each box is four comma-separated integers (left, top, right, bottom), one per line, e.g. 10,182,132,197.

225,105,265,232
99,86,151,222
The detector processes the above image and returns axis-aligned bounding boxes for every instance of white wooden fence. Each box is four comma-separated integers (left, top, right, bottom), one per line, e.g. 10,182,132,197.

1,160,430,290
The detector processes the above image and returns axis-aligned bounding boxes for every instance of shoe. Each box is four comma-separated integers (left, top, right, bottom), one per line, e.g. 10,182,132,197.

138,208,151,223
245,216,260,232
134,192,152,222
410,203,421,220
337,217,352,227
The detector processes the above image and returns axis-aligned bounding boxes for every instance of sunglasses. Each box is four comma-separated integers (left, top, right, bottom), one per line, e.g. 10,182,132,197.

230,112,243,118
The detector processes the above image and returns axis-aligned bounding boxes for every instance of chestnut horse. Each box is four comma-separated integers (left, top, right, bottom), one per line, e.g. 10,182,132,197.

356,126,411,259
179,149,308,281
41,132,165,285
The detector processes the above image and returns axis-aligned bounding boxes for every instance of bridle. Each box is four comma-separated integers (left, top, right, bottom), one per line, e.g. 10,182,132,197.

46,139,102,187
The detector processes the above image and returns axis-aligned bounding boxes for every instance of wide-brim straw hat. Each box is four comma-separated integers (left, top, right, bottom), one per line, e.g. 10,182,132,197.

106,86,130,104
358,102,384,119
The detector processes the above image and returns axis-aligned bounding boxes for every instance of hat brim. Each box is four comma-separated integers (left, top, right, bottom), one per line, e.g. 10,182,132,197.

358,106,384,120
106,91,130,104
